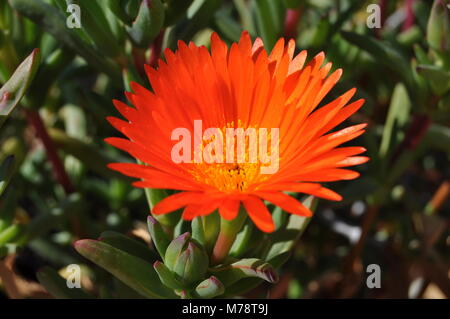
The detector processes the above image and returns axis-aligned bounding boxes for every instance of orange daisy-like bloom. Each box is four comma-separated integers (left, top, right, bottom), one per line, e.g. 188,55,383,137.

106,31,368,233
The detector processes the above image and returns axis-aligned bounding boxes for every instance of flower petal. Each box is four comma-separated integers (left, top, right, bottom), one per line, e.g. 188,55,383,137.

152,192,204,215
219,199,240,221
256,192,313,217
242,196,275,233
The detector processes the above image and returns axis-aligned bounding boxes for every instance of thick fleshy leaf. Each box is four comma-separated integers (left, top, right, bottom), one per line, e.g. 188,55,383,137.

427,0,450,52
194,276,225,299
153,261,184,290
379,83,411,158
266,196,316,261
191,217,205,246
203,212,220,253
233,0,256,34
229,222,253,258
74,239,176,298
171,241,209,286
36,267,93,299
144,188,181,228
215,7,243,42
254,0,284,49
211,258,279,287
0,49,40,128
106,0,134,25
70,0,122,57
416,64,450,96
147,216,171,260
126,0,165,48
164,232,190,270
99,231,158,263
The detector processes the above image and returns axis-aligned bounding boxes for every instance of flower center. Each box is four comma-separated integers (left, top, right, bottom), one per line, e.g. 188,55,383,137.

188,121,278,193
191,162,265,192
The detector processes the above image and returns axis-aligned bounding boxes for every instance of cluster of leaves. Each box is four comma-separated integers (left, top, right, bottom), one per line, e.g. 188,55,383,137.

0,0,448,299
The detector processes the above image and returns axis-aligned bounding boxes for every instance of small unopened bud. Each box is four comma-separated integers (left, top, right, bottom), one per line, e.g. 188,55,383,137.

164,232,190,270
165,233,209,286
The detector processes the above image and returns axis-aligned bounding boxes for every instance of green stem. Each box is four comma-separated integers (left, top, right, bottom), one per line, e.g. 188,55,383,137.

211,208,247,265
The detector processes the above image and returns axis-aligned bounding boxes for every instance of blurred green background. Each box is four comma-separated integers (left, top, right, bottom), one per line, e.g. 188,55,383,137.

0,0,449,299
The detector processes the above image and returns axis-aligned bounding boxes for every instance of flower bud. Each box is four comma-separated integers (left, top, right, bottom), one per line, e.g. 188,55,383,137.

164,232,190,270
164,232,209,286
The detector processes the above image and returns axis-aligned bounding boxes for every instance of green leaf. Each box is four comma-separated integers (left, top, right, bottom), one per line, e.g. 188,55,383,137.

171,241,209,286
147,215,171,260
0,224,24,246
416,64,450,95
427,0,450,52
74,239,176,298
153,260,184,290
9,0,121,82
126,0,165,48
99,231,158,263
223,252,293,297
229,222,253,258
211,258,279,287
328,1,365,41
341,31,414,90
123,66,143,92
36,266,93,299
379,83,412,158
214,7,243,42
413,44,431,65
0,49,40,128
0,155,15,196
164,232,190,270
232,0,256,34
193,276,225,298
271,205,287,230
254,0,284,49
265,196,316,261
69,0,123,57
202,211,220,253
191,217,205,246
106,0,134,25
140,185,179,228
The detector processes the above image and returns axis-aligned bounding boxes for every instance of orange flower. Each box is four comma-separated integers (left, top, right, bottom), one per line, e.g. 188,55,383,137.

106,31,368,233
